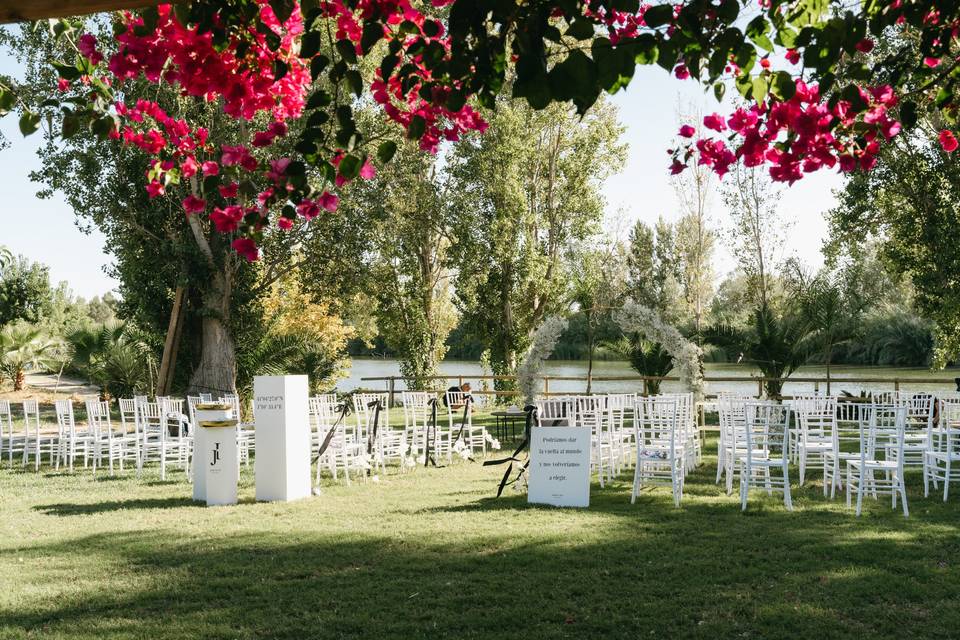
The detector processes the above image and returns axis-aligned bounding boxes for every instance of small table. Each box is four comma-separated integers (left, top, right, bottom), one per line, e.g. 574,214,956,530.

491,411,527,441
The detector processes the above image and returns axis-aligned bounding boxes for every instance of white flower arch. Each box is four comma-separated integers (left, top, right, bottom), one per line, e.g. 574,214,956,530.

613,300,705,400
516,315,569,406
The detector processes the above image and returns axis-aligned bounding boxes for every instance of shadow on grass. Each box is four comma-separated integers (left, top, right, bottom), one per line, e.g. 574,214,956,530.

33,497,201,516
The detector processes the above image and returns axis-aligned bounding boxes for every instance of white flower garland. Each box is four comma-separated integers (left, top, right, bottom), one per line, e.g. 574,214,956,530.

614,300,706,400
516,315,569,406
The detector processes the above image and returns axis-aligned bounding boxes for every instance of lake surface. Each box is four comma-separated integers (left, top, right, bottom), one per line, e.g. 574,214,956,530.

337,358,960,397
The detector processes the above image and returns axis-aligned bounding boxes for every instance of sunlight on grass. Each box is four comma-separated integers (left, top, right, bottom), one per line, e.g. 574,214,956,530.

2,436,959,639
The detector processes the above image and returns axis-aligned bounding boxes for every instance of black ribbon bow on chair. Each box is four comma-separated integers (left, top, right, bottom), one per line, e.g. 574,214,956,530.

313,402,350,464
482,404,537,497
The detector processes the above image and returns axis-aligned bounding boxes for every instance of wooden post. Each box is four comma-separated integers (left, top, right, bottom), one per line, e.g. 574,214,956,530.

757,379,763,398
388,377,396,407
894,379,900,393
156,286,185,397
544,377,550,397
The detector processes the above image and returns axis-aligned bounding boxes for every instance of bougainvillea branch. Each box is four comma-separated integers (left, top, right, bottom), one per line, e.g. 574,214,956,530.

5,0,960,258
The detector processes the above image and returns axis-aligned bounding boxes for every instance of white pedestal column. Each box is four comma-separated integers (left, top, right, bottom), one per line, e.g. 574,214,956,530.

192,404,233,502
254,375,311,502
201,421,239,506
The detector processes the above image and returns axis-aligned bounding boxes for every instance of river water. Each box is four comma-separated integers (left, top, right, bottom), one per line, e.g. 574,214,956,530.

337,358,960,397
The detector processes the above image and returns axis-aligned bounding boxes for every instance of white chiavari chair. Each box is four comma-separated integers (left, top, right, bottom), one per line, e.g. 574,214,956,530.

445,390,485,456
845,403,909,517
793,394,837,486
354,392,407,472
632,395,684,507
739,401,793,511
0,399,19,466
402,391,438,463
577,395,616,486
23,400,56,471
536,396,575,427
924,398,960,501
54,399,92,472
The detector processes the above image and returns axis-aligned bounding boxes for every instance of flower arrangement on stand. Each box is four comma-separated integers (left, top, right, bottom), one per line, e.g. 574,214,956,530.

614,301,705,401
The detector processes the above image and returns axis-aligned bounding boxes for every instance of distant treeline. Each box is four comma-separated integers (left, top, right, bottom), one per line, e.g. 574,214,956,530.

348,308,935,367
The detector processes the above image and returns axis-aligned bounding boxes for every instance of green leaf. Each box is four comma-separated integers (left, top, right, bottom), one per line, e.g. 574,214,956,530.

634,34,659,65
643,4,673,28
714,82,726,101
306,90,331,110
310,54,329,80
19,111,40,136
377,140,398,164
52,61,81,81
338,154,362,179
0,88,15,114
336,39,357,65
752,75,768,101
900,100,918,129
746,16,774,52
361,21,383,54
344,70,363,97
61,114,80,138
771,71,796,100
566,18,596,40
716,0,739,24
300,31,321,58
407,115,426,139
269,0,295,23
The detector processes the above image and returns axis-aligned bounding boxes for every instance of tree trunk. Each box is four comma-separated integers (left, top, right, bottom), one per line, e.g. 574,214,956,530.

586,312,595,394
189,270,237,396
13,367,24,392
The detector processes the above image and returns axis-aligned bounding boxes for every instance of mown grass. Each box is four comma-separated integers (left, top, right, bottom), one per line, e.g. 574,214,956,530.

1,421,959,639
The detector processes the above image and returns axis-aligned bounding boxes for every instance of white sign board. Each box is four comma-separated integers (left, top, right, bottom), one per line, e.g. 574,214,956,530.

203,424,238,506
254,375,311,502
528,426,591,508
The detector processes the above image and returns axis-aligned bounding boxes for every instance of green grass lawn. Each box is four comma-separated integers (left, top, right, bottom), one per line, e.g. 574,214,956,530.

2,427,959,639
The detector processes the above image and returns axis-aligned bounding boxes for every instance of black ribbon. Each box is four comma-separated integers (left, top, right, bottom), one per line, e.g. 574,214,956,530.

312,402,350,464
366,399,382,455
483,404,536,497
424,397,440,467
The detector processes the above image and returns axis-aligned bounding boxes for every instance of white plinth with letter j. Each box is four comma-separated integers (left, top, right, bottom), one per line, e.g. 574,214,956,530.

254,374,311,502
528,426,591,508
192,404,233,503
201,421,239,506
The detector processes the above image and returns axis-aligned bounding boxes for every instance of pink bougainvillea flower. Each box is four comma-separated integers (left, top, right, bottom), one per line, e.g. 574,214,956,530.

218,182,239,199
940,129,958,152
702,113,727,132
210,205,244,232
277,216,294,230
673,63,690,80
760,58,771,69
359,159,376,180
182,195,206,214
925,57,942,68
232,237,260,262
145,180,165,198
77,34,103,65
785,49,801,64
296,199,321,219
180,155,199,178
221,145,250,167
855,38,874,53
57,78,70,92
669,159,687,175
678,124,696,138
201,161,219,177
318,191,339,212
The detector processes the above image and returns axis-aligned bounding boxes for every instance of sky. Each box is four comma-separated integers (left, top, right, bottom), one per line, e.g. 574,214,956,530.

0,51,841,300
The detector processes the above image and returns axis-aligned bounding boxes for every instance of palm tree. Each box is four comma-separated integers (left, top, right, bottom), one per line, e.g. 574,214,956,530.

0,245,12,275
706,304,811,398
608,334,674,395
801,274,858,394
0,323,63,391
66,322,157,398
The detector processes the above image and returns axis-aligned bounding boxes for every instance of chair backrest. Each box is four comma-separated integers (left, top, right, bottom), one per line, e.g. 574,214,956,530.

23,399,41,433
794,394,836,441
118,398,137,434
219,394,241,420
0,399,11,437
636,395,679,455
86,399,112,436
859,403,907,466
444,391,473,423
743,401,789,457
313,393,339,404
536,397,574,426
54,399,76,434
